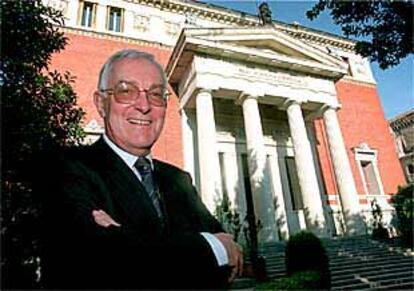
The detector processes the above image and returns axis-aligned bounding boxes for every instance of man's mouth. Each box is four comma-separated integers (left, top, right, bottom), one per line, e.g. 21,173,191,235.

127,118,151,126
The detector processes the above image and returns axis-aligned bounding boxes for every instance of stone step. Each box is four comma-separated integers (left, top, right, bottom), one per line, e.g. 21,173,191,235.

329,253,412,264
331,280,371,290
329,256,413,271
331,271,413,287
368,275,414,289
230,277,256,289
363,270,414,282
327,247,394,256
231,237,413,290
266,270,286,279
375,281,414,290
331,261,413,273
332,263,413,281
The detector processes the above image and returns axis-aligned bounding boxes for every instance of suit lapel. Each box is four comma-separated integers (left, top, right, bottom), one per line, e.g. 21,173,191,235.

153,160,198,233
91,138,161,231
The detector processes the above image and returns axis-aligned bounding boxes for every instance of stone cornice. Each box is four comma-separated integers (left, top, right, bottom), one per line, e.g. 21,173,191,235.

274,22,355,51
127,0,355,51
389,109,414,131
126,0,258,26
60,26,174,49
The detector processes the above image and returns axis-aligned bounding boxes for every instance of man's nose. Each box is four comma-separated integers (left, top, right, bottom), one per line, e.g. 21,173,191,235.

133,91,151,113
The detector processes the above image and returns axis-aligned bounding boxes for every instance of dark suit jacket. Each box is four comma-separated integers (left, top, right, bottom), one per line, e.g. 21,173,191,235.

39,138,229,289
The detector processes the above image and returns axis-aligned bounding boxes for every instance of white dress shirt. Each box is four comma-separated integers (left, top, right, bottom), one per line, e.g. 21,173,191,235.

102,135,229,266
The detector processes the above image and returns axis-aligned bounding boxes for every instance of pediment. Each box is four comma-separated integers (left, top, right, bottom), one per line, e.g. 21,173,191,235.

185,27,346,69
167,27,348,84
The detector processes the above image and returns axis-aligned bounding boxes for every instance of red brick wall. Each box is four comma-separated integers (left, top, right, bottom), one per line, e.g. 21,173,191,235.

50,32,183,167
334,79,405,195
314,119,337,197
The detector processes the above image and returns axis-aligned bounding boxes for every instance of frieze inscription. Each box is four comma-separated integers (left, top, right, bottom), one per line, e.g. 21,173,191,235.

236,67,308,88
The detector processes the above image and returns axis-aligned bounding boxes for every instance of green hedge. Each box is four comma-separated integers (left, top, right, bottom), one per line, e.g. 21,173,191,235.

391,184,414,247
285,231,331,289
256,271,321,290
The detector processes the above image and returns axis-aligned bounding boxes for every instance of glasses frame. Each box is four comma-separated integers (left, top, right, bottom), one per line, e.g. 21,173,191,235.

101,81,169,107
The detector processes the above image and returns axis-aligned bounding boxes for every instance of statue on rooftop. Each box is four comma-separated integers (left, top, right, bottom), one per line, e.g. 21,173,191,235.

259,2,272,26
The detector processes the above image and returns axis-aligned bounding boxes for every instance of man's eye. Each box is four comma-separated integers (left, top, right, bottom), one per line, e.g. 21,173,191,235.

117,86,131,95
148,92,163,99
119,88,130,94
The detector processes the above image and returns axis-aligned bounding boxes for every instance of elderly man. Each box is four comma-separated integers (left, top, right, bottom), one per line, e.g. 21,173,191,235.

40,49,243,289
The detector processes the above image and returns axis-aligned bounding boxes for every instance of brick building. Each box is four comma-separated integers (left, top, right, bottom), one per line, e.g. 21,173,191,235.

389,109,414,183
45,0,406,240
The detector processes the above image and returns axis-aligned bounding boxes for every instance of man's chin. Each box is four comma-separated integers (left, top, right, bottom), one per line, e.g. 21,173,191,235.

128,142,154,155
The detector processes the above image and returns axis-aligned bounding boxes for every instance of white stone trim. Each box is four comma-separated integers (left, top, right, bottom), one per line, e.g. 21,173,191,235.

353,143,386,196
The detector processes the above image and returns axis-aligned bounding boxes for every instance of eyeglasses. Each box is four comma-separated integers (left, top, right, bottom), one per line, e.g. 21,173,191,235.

101,81,168,107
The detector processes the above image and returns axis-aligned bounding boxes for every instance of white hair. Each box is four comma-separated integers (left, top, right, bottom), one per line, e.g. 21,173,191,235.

97,49,167,93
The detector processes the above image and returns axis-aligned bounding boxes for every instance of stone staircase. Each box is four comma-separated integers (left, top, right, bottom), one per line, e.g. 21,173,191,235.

232,236,414,290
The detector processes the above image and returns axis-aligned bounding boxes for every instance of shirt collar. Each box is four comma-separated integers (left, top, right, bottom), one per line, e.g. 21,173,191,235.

103,134,154,170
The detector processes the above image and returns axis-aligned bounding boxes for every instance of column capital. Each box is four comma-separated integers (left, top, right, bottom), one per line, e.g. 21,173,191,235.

196,87,213,95
320,103,342,114
235,93,259,105
279,98,302,110
304,102,342,121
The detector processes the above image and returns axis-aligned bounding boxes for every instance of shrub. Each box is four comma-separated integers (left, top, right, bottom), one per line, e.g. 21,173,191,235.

391,184,414,247
256,271,321,290
285,231,331,289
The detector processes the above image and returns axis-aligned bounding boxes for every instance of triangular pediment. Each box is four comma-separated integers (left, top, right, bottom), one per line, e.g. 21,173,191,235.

167,27,348,84
185,27,346,69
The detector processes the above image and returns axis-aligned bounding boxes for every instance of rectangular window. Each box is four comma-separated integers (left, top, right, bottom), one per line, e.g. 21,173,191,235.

361,161,381,195
107,6,123,32
79,1,96,28
285,157,303,210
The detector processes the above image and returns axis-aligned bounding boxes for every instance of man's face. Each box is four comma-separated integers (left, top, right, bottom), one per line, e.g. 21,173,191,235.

94,58,166,156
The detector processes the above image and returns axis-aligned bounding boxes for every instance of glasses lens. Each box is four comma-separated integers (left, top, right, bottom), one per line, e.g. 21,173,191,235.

147,90,166,107
113,82,166,106
114,82,135,104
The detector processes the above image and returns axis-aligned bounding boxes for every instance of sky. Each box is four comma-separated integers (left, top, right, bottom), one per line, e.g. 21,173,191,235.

202,0,414,119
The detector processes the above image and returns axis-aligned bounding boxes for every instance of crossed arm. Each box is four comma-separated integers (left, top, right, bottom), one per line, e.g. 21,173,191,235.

41,156,243,288
92,209,243,282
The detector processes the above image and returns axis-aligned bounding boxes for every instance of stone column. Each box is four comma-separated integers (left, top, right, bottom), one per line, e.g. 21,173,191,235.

323,106,364,234
285,100,326,235
241,95,277,241
268,152,290,240
195,89,221,213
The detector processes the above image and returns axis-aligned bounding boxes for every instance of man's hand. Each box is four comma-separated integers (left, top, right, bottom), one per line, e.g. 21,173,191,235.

92,209,121,228
214,233,243,283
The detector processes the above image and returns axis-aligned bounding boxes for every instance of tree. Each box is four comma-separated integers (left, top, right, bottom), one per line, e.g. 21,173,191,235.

391,184,414,247
307,0,413,69
1,0,85,288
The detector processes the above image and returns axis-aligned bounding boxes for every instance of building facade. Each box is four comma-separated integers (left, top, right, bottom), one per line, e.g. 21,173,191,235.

389,109,414,183
45,0,406,241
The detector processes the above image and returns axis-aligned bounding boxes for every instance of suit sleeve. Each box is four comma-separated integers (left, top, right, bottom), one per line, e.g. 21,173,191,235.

180,171,225,233
41,155,229,289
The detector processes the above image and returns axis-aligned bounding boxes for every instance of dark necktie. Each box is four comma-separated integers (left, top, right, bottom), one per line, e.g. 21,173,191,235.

134,157,163,220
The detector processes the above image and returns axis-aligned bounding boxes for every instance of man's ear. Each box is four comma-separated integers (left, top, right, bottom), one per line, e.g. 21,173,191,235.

93,91,107,118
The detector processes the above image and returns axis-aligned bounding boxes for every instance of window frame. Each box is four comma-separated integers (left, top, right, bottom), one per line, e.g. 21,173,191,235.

107,6,124,33
78,1,97,28
353,143,385,197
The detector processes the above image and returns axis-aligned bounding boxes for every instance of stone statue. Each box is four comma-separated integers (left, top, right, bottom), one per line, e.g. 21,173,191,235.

259,2,272,26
